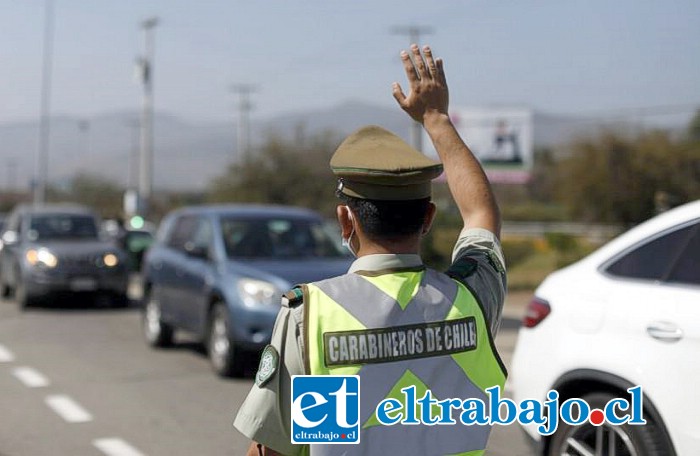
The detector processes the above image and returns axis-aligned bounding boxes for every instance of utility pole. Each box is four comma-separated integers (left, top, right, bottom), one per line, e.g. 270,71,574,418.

137,17,159,216
34,0,55,204
6,159,18,193
231,84,256,162
77,119,91,156
391,25,433,153
125,120,140,190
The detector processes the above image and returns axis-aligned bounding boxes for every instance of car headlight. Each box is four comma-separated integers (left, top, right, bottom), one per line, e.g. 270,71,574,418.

237,279,279,307
26,248,58,268
102,253,119,267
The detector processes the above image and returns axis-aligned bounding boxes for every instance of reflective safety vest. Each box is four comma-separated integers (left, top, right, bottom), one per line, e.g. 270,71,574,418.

302,268,507,456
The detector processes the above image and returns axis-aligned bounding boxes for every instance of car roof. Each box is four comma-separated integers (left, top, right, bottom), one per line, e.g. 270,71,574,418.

582,199,700,267
171,204,323,219
14,203,96,216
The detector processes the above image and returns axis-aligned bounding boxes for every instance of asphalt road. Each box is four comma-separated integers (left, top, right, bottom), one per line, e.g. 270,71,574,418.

0,291,534,456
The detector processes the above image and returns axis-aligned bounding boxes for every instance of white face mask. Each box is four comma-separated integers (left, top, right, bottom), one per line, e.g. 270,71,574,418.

341,206,358,258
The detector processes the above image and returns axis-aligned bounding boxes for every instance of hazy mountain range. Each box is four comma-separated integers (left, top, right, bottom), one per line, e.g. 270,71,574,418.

0,101,685,192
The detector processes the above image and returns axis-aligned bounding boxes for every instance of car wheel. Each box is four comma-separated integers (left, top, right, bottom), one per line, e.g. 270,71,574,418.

0,281,10,299
110,292,130,308
0,271,11,299
142,289,173,347
208,303,243,377
547,392,670,456
15,279,33,310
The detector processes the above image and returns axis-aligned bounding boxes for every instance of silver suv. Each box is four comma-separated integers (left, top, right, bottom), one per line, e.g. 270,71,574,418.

0,204,129,308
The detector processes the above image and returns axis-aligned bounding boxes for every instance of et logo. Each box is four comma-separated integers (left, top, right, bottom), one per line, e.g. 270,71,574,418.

291,375,360,444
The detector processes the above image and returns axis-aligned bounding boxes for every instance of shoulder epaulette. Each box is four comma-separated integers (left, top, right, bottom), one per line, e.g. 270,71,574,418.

281,286,305,308
446,256,478,280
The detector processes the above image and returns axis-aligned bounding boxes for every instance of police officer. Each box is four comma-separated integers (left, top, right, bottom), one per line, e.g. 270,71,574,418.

234,44,507,456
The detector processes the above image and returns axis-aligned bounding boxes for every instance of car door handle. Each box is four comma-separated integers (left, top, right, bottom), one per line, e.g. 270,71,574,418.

646,322,683,342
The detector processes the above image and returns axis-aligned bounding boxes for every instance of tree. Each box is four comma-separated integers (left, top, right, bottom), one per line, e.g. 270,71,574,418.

208,130,342,217
556,129,700,225
48,174,124,218
688,108,700,142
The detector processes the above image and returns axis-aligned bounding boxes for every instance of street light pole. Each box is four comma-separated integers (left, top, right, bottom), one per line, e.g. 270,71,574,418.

125,120,139,190
6,159,18,193
138,17,158,216
391,25,434,153
78,119,91,156
34,0,55,204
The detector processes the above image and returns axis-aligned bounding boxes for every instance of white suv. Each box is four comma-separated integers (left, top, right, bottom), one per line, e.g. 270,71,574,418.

511,200,699,455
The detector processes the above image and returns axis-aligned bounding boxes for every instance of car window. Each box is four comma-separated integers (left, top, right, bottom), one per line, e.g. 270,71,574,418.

187,218,213,250
28,213,99,240
665,224,700,286
167,216,198,251
605,222,697,282
221,216,345,259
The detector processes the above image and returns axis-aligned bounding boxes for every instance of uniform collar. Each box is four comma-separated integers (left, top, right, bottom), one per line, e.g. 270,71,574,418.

348,254,423,274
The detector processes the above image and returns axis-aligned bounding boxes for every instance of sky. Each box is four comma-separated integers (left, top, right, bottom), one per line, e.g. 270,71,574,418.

1,0,699,125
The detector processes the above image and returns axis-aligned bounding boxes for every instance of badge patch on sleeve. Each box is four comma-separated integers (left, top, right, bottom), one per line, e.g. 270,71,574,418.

255,345,279,387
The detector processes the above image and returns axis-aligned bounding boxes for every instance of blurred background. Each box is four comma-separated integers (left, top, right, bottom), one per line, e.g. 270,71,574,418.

1,0,698,275
0,1,699,455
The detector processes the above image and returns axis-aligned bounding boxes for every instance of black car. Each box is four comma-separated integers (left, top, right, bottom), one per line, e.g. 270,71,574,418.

0,204,129,308
141,204,353,376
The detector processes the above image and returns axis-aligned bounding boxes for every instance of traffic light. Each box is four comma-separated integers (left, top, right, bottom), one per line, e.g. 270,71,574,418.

129,215,145,230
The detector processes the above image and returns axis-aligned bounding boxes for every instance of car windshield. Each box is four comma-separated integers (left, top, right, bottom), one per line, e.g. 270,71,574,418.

221,216,346,259
29,214,99,241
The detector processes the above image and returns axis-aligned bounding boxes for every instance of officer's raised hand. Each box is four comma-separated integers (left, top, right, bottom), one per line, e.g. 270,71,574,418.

392,44,449,124
392,44,501,237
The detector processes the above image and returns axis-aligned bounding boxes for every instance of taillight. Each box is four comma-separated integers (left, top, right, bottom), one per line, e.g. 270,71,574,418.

523,297,551,328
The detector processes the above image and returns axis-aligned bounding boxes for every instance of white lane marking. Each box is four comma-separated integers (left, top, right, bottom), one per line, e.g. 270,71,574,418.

12,366,50,388
93,438,146,456
0,344,15,362
45,395,93,423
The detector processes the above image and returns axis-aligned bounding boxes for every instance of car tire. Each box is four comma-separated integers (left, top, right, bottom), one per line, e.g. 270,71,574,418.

0,280,10,299
110,292,130,308
15,279,33,310
0,269,11,299
208,302,243,378
547,392,671,456
142,289,173,347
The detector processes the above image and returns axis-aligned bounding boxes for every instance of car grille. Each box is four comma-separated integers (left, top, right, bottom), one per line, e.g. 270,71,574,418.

59,254,104,272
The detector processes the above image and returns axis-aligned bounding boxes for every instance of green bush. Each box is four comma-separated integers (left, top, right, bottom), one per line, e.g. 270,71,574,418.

501,238,538,268
553,241,598,269
544,232,578,253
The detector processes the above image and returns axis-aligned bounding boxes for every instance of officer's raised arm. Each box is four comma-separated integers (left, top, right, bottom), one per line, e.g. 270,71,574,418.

392,44,501,238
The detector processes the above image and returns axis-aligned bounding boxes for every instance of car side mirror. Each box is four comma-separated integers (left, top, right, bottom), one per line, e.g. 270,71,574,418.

184,242,210,261
1,231,18,246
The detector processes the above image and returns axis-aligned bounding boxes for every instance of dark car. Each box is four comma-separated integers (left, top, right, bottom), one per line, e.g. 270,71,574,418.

0,204,130,308
141,204,353,377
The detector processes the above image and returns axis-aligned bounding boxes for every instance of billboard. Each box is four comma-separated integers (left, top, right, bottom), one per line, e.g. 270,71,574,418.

424,107,533,184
